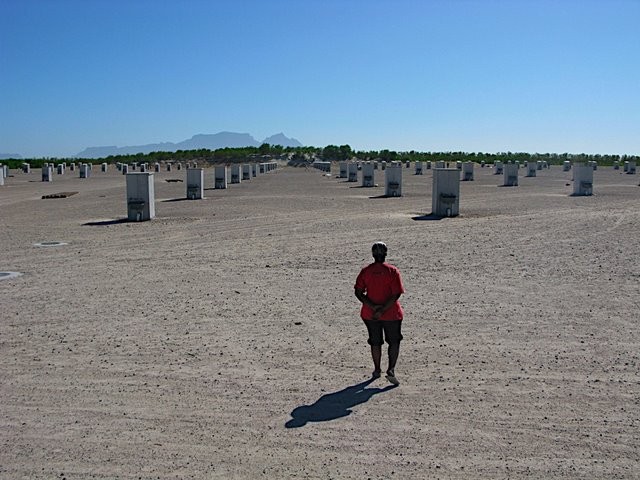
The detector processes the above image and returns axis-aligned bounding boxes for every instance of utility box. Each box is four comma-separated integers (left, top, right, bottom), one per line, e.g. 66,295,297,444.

42,165,53,182
186,168,204,199
347,162,358,182
362,162,374,187
426,161,431,170
415,162,423,175
462,162,474,181
563,161,571,171
154,163,160,172
627,161,636,174
126,172,155,221
101,163,108,172
122,164,129,175
252,164,257,177
242,164,251,181
435,161,445,169
572,164,593,196
503,163,518,186
339,162,348,178
432,168,460,217
230,165,242,184
57,164,65,175
385,162,402,197
526,162,537,177
215,166,228,189
140,164,147,173
494,161,503,175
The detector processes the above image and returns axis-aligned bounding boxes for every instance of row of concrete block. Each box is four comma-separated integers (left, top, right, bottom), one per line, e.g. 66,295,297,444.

327,161,461,216
126,163,279,221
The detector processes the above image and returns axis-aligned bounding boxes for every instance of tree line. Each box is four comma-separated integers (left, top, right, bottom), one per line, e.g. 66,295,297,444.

2,144,638,169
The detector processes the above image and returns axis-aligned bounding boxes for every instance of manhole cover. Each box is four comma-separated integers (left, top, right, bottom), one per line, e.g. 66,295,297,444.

0,272,22,280
34,241,68,247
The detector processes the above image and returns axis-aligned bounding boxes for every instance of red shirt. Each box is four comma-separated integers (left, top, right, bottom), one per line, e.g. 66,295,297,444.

355,262,405,321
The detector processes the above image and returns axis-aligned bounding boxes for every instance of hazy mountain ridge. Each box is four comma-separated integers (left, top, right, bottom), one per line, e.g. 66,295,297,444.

76,132,302,158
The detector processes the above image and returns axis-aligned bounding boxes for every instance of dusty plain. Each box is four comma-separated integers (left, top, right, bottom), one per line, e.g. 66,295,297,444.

1,162,639,479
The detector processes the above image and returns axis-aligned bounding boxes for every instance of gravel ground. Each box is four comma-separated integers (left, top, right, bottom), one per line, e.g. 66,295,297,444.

1,162,639,479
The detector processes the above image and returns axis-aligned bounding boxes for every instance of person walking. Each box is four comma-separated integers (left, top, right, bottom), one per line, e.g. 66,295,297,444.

354,242,405,386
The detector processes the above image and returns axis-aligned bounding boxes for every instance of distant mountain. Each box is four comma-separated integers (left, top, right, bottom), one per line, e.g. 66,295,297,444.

0,153,22,160
262,133,302,147
75,131,302,158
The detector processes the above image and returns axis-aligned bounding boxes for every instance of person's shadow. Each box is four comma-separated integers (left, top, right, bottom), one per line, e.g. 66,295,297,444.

285,378,397,428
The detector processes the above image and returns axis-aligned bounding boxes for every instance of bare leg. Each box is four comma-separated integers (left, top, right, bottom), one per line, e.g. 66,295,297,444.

371,345,382,372
387,343,400,373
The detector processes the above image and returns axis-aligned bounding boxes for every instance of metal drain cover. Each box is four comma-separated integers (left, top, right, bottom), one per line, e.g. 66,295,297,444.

0,272,22,280
34,241,68,247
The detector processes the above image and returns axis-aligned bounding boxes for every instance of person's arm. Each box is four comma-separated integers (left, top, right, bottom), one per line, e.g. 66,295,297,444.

371,293,401,320
355,288,379,310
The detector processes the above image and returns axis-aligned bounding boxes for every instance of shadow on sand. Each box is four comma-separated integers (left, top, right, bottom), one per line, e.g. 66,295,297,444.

411,213,445,221
82,218,130,226
285,378,397,428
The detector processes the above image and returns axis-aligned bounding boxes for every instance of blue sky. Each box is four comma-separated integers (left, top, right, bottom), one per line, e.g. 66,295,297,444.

1,0,639,158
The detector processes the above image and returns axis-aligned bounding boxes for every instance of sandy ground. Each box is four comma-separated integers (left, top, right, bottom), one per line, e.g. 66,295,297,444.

1,162,639,479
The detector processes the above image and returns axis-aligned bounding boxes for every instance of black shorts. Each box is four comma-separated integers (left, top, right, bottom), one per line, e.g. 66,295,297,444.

363,319,403,346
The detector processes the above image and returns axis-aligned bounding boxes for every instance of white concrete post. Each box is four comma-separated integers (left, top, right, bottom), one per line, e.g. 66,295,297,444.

126,172,155,221
186,168,204,199
57,164,65,175
493,161,503,175
627,161,636,174
339,162,348,178
361,162,374,187
347,162,358,182
154,163,160,172
432,168,460,217
252,164,257,177
384,162,402,197
41,165,52,181
230,165,241,184
415,161,423,175
242,164,251,181
101,163,107,172
503,163,518,186
80,164,90,178
214,166,228,189
572,164,593,196
462,162,474,181
122,164,129,175
563,161,571,171
526,161,537,177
